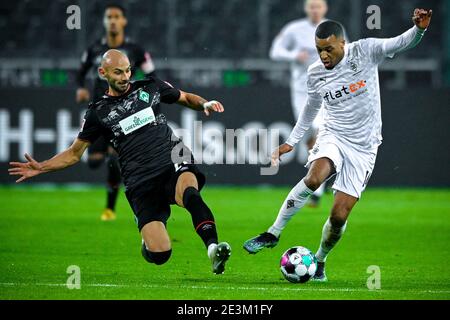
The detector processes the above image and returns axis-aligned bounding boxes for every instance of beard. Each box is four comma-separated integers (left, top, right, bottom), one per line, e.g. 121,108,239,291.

111,81,129,94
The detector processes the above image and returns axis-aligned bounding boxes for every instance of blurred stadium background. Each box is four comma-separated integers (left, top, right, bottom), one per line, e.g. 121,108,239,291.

1,0,450,301
0,0,449,187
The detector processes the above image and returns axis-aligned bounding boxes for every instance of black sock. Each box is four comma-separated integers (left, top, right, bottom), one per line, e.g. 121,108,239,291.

183,187,218,248
106,155,121,210
106,185,119,210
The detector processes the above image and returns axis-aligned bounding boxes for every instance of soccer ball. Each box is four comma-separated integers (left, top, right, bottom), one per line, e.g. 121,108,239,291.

280,246,317,283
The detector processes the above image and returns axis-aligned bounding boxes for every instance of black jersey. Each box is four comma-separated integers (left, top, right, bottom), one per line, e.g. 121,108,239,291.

78,77,186,191
76,37,155,100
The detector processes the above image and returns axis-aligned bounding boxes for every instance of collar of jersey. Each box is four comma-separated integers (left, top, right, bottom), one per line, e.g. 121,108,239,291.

307,18,325,29
103,83,134,100
101,37,130,46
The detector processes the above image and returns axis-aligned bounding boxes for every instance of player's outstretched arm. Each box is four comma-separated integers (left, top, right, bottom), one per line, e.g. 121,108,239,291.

412,8,432,30
269,25,302,63
8,139,89,183
75,49,93,104
372,8,432,59
177,91,224,116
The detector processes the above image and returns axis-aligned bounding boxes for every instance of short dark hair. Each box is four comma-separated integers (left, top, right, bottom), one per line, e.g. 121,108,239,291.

105,3,126,17
315,20,344,39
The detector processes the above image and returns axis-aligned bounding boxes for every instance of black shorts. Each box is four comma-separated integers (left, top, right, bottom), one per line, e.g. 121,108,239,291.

125,163,206,231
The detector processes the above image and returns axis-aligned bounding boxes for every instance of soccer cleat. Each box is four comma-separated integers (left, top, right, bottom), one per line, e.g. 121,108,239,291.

100,208,116,221
141,240,152,263
243,232,279,254
211,242,231,274
312,261,328,282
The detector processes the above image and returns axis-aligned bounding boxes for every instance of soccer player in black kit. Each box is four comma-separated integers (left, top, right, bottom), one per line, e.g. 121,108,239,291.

76,4,156,221
9,50,231,274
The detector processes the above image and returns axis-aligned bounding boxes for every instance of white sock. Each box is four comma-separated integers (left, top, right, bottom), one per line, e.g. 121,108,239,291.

315,218,347,262
207,243,218,260
313,182,325,197
268,179,314,238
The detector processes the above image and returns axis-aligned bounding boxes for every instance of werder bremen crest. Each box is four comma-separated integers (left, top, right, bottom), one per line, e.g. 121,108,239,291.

139,90,150,103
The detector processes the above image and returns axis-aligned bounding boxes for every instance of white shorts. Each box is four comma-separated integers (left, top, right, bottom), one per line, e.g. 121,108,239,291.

306,132,378,199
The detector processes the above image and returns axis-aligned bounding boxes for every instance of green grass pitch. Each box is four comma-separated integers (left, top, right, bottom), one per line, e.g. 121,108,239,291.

0,185,449,300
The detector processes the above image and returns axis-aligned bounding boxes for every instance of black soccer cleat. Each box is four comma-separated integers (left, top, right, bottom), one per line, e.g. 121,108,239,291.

312,261,328,282
243,232,279,254
141,240,152,264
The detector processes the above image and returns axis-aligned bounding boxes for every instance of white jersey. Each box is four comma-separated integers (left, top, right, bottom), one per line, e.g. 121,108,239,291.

286,26,426,151
270,18,323,93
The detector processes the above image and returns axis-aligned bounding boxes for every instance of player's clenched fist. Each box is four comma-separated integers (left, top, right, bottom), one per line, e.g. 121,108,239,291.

203,100,224,116
412,8,432,30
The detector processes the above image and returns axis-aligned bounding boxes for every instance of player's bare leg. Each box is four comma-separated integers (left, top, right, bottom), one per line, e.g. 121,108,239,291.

306,133,326,207
175,172,231,274
244,157,335,254
313,191,358,282
141,221,172,265
306,136,316,152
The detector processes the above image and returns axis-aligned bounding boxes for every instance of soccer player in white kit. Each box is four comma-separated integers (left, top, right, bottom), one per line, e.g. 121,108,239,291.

270,0,328,206
244,9,432,281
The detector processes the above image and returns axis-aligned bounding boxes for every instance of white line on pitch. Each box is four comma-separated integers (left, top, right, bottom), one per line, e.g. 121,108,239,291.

1,282,449,295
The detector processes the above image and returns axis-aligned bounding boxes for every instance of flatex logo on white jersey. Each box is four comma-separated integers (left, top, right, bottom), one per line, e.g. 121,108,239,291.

323,79,368,105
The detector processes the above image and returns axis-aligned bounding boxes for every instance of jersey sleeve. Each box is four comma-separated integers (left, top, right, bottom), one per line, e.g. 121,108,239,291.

285,76,323,146
360,26,426,64
77,108,104,143
269,24,298,62
135,47,156,76
76,47,93,87
154,78,181,104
